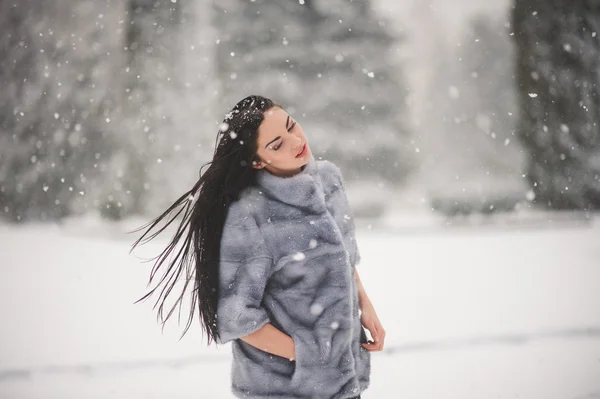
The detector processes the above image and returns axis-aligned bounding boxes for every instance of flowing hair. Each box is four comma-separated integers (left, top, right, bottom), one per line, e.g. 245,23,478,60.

129,95,281,344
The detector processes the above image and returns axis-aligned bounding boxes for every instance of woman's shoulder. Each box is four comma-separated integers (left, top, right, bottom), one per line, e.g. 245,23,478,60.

316,159,342,177
316,159,344,189
225,187,264,226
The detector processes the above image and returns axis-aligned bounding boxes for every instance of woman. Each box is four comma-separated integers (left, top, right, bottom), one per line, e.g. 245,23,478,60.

131,95,385,398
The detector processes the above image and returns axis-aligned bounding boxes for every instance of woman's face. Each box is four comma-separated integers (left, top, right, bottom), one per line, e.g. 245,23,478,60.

253,106,312,177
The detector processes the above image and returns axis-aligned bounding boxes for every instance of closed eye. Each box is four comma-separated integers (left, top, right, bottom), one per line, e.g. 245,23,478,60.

270,118,296,151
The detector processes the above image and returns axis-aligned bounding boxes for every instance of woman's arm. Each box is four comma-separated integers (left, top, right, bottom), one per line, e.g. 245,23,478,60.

355,268,386,351
354,268,372,311
241,323,296,360
240,269,368,360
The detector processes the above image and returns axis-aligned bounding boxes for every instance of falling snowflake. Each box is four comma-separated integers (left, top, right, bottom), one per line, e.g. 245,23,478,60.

330,321,339,330
293,252,305,261
310,303,324,315
309,239,318,249
525,190,536,201
528,93,538,98
448,86,460,99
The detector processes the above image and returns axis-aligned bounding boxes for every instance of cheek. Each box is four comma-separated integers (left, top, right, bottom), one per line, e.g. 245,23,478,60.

258,149,278,163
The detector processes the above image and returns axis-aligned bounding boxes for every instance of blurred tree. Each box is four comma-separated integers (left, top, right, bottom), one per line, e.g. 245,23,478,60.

212,0,413,183
121,0,218,217
512,0,600,209
455,15,521,174
0,0,216,222
0,1,124,222
112,0,184,219
419,13,527,216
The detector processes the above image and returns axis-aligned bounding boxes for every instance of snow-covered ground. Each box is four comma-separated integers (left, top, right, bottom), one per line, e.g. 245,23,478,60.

1,215,599,399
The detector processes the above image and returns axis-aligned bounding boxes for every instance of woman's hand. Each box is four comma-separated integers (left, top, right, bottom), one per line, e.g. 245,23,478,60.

360,302,385,352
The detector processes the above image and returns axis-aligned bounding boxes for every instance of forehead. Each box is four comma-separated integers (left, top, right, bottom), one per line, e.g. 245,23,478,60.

257,107,289,143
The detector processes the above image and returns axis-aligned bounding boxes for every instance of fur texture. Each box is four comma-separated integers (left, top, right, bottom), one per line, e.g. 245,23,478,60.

216,156,370,399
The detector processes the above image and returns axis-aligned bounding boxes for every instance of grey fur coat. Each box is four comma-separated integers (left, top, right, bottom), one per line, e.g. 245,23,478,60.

215,156,371,399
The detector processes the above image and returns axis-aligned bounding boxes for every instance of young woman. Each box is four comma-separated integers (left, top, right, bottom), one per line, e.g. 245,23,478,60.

131,95,385,398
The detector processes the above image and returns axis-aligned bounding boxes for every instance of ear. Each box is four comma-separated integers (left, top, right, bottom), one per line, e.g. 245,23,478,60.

251,158,266,170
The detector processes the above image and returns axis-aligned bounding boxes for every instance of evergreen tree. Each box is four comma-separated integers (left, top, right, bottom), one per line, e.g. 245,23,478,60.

0,0,217,221
116,0,183,218
418,13,527,216
121,0,218,216
212,0,413,182
0,0,124,221
512,0,600,209
426,15,523,181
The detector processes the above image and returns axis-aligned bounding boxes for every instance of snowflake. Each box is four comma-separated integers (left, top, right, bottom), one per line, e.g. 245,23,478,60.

310,303,324,315
293,252,305,261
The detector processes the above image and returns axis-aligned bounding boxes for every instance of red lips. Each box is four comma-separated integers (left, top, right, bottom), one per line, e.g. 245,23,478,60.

296,144,307,158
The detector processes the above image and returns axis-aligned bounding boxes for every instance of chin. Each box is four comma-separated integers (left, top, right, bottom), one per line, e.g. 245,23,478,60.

296,149,312,164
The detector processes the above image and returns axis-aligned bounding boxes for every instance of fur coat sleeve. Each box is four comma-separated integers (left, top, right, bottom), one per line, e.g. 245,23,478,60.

215,200,273,344
328,161,362,266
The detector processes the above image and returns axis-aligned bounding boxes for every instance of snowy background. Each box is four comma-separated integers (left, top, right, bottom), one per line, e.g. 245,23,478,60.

1,0,600,398
1,217,599,399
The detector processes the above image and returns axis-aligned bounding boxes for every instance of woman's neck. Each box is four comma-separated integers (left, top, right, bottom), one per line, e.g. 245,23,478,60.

263,164,306,178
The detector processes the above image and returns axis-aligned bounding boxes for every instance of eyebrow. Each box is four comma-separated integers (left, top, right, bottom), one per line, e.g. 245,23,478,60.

265,136,281,149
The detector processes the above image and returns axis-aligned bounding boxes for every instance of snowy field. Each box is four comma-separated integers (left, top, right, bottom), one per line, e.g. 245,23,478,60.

1,215,599,399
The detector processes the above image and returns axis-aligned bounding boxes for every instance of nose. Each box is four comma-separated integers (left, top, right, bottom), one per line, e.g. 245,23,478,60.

293,136,302,152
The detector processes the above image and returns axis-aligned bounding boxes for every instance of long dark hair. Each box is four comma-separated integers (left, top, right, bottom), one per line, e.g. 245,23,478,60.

129,95,281,344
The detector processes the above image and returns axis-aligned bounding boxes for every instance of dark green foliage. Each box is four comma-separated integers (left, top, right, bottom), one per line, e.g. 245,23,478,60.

512,0,600,209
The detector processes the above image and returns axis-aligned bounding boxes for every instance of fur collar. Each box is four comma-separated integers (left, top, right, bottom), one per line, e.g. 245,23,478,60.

255,156,327,214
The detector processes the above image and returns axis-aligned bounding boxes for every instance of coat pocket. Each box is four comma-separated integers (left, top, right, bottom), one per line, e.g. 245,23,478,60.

236,339,295,380
288,329,349,397
289,330,306,388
